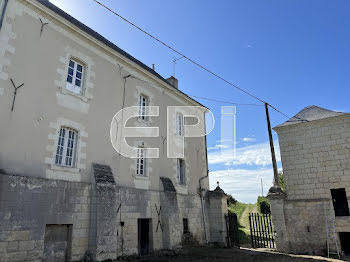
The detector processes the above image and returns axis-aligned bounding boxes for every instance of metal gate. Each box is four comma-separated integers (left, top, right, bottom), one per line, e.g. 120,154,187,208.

225,213,240,247
249,213,276,248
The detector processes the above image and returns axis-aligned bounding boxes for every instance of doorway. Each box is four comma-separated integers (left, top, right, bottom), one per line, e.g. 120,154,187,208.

138,219,152,255
339,232,350,255
43,224,72,262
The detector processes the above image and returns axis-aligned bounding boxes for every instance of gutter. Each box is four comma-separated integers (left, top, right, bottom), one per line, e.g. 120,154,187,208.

0,0,9,31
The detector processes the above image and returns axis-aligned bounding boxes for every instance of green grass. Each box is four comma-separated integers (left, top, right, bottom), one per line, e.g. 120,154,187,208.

228,202,247,219
228,202,259,246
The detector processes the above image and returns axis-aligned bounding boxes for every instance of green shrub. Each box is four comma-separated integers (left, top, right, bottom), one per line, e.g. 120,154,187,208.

227,194,237,206
257,196,271,214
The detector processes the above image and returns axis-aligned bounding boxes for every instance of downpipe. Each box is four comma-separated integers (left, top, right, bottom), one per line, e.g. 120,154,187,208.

199,171,209,244
0,0,9,31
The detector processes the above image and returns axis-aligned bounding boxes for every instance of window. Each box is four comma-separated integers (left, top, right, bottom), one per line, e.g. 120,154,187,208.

66,59,84,95
176,113,183,136
136,147,146,176
177,159,186,185
139,95,148,121
331,188,350,216
183,218,189,234
55,127,78,167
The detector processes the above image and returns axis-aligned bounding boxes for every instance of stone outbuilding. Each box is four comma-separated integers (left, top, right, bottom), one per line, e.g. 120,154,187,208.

269,105,350,256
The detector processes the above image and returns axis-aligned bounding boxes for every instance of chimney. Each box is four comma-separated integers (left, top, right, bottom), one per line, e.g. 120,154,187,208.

166,76,178,89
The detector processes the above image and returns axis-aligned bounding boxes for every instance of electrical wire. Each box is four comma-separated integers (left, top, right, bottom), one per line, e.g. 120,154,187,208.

190,95,264,107
92,0,306,121
128,73,261,107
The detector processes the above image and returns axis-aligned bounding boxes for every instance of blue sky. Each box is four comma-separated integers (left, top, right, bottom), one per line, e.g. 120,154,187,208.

50,0,350,202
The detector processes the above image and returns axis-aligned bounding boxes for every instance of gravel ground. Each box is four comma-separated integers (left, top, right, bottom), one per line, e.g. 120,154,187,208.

119,246,343,262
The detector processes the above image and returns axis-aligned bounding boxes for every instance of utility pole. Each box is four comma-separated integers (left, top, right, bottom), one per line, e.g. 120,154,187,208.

265,103,280,188
261,178,264,196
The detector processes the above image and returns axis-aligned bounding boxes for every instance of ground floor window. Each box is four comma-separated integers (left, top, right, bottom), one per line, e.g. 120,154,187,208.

55,127,78,167
177,159,186,185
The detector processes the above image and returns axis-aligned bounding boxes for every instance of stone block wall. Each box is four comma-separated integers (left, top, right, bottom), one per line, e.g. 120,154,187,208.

0,173,92,261
271,114,350,254
0,172,221,261
276,115,350,201
207,188,228,245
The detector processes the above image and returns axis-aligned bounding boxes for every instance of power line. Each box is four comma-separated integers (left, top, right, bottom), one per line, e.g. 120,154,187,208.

190,95,264,107
93,0,299,120
127,72,261,107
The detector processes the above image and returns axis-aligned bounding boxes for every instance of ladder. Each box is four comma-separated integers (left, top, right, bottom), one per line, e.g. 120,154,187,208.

323,202,341,259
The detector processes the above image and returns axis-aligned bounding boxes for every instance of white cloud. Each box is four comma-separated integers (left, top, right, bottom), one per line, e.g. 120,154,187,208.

209,168,274,203
207,144,229,151
242,137,256,142
208,140,280,166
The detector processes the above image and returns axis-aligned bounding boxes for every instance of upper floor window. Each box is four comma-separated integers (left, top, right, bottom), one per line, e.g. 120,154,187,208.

66,59,84,95
177,159,186,185
55,127,78,167
136,146,146,176
139,95,148,121
176,113,183,136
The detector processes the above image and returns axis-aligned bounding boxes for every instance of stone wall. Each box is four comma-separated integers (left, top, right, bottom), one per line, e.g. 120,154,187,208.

271,114,350,254
0,173,215,261
207,187,228,245
0,173,92,261
276,115,350,201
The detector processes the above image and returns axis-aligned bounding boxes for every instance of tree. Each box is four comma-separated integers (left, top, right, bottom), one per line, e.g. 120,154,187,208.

257,196,271,214
279,172,285,191
226,194,237,206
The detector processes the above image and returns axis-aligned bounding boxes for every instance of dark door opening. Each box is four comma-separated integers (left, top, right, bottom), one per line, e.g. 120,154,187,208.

331,188,350,216
183,218,189,234
138,219,152,255
339,232,350,255
43,224,72,262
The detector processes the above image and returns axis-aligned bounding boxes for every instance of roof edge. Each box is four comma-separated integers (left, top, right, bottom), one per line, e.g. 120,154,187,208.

273,111,349,131
29,0,207,109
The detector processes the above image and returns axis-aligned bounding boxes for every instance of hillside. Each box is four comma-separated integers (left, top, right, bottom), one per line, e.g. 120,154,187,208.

228,202,259,246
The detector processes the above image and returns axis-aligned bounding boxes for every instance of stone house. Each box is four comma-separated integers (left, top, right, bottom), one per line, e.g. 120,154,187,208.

269,105,350,256
0,0,228,261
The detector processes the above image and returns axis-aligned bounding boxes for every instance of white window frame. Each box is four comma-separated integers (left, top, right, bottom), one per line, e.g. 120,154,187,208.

177,159,186,185
138,94,148,121
55,127,78,168
66,59,84,95
176,113,184,136
136,146,147,177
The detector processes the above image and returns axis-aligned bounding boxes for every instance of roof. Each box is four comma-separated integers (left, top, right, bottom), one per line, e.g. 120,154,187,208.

34,0,205,108
92,163,116,185
274,105,349,129
159,177,176,192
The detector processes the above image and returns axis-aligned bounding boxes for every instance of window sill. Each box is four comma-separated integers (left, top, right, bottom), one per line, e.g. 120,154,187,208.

135,174,149,180
50,164,80,173
177,183,187,187
61,87,89,103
